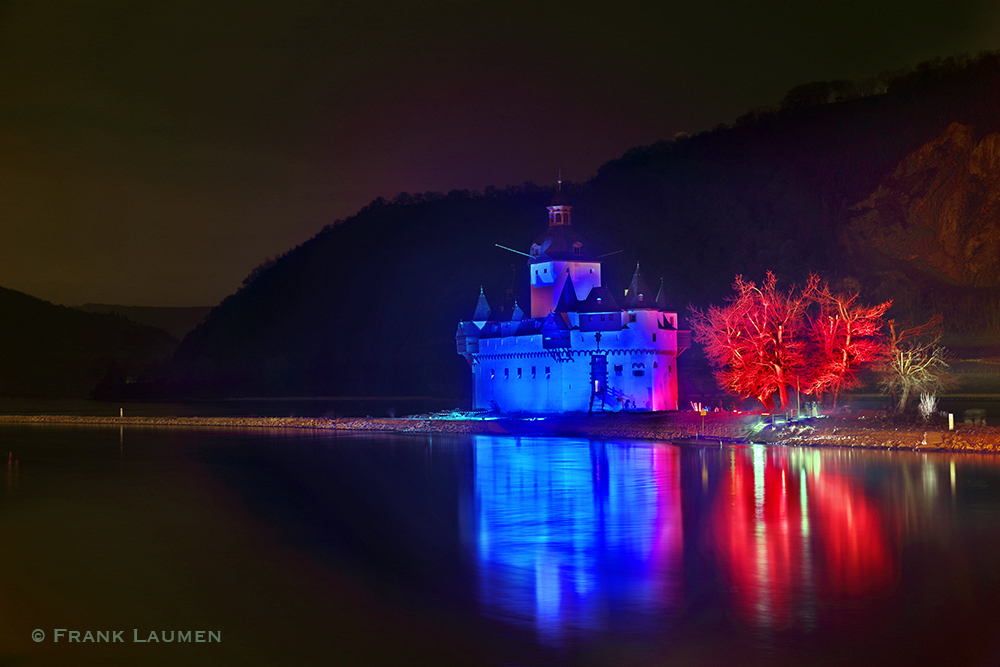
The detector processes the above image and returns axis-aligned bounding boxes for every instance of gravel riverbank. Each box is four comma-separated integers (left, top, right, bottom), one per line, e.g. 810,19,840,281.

0,411,997,453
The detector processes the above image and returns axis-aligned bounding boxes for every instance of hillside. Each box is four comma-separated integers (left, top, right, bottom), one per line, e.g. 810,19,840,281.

0,287,177,397
169,51,1000,402
74,304,212,340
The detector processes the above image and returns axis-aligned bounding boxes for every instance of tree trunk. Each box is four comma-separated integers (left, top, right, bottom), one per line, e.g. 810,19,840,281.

897,385,910,412
776,366,788,411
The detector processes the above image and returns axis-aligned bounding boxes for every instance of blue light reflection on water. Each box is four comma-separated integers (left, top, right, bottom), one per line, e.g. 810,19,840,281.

468,436,682,645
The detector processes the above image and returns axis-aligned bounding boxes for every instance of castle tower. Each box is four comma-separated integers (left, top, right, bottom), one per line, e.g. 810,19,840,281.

457,192,687,414
528,189,602,318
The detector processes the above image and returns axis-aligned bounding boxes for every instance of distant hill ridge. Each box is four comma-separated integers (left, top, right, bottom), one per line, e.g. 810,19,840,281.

0,287,176,397
74,304,212,340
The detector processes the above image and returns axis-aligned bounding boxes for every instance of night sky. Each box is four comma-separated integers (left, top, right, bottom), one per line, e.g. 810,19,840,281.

0,1,997,307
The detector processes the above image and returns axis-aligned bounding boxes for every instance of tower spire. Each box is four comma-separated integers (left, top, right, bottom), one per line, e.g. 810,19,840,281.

547,174,571,227
624,263,654,309
472,287,491,328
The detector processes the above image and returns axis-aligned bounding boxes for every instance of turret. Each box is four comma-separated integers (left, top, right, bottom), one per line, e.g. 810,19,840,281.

623,264,655,310
527,189,602,318
472,287,491,330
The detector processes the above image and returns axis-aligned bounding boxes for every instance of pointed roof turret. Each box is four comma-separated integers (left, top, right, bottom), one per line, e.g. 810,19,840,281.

655,277,675,312
472,288,491,327
541,311,570,332
623,263,655,309
510,301,524,321
554,275,580,312
579,285,620,313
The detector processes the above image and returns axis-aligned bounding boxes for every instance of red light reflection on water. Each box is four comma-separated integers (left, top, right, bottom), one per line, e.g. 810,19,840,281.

713,447,896,627
810,468,895,597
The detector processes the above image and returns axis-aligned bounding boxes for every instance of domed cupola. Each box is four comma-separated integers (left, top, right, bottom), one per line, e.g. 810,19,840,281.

529,187,591,263
547,189,572,226
527,180,603,318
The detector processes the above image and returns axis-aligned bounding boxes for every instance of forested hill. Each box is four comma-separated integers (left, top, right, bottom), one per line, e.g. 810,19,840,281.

74,303,212,340
0,286,176,397
169,51,1000,401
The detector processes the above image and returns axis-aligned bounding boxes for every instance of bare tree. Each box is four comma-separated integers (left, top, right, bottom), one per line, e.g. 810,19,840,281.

878,315,956,411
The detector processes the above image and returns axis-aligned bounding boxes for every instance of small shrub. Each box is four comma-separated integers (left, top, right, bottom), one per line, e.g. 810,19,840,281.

918,393,938,421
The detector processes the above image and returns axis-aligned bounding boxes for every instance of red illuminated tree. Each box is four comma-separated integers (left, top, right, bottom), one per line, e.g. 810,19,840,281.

691,273,890,411
690,272,818,411
804,285,892,408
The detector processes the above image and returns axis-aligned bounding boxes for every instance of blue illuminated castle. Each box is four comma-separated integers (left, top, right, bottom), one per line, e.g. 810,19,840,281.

457,193,689,413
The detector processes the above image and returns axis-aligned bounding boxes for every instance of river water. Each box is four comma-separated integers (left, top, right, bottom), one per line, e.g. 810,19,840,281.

4,427,1000,666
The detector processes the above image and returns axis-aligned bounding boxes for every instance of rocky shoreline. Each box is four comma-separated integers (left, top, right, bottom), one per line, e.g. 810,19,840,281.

0,411,997,454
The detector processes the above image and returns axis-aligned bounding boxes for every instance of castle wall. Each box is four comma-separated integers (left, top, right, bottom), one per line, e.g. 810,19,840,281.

471,322,679,414
529,260,601,318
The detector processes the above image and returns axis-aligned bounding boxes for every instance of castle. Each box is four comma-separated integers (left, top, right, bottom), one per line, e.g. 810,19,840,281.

456,192,688,413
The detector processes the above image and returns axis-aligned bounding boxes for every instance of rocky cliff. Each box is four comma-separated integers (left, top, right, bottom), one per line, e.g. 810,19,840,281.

846,122,1000,288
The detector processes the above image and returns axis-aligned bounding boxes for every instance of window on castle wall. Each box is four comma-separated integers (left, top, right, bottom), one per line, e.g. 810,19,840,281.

633,369,645,377
532,366,536,379
490,369,495,379
629,313,636,323
545,367,551,379
653,362,658,368
573,246,582,255
600,314,605,321
614,364,623,376
652,333,657,342
517,368,522,379
504,369,509,379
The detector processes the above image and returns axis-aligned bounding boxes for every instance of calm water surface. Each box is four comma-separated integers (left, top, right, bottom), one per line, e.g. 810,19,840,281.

0,397,457,418
3,426,1000,666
